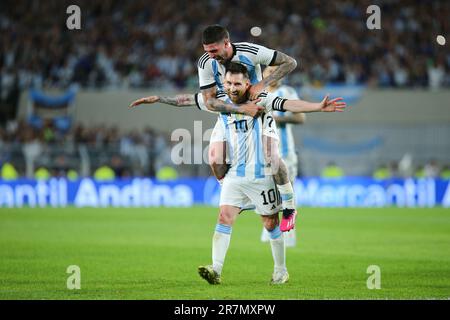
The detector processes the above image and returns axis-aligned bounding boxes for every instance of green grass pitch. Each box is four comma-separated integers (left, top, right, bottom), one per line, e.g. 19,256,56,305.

0,207,449,299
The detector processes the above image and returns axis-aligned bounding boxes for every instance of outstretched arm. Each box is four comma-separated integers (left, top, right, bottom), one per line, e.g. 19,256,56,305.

274,113,305,125
248,51,298,99
283,95,346,113
129,94,195,108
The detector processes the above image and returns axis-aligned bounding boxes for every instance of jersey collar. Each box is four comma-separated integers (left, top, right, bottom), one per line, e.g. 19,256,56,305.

231,43,237,59
223,43,237,69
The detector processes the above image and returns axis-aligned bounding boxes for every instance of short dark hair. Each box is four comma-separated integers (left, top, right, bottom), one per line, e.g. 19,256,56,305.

202,25,230,44
225,62,249,79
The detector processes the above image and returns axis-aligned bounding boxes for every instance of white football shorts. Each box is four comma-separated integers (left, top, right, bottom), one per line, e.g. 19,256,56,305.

220,175,282,216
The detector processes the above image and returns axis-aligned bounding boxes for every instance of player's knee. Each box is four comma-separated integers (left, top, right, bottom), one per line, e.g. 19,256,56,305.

263,216,279,231
218,208,233,225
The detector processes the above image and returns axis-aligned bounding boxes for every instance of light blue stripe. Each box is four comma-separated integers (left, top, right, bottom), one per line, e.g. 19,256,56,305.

216,225,231,232
253,119,265,178
236,127,246,177
216,227,230,234
281,194,293,201
232,93,246,178
212,60,223,91
269,226,282,239
280,127,288,157
215,223,232,234
237,55,258,84
216,229,231,235
220,114,234,163
221,96,235,168
275,89,289,158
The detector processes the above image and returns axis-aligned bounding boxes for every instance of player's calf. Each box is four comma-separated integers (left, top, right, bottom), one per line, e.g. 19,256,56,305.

261,214,288,282
261,213,279,231
263,137,296,211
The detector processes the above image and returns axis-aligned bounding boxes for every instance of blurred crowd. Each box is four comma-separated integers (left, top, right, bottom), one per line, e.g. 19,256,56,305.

320,160,450,180
2,119,449,180
372,159,450,180
0,119,175,179
0,0,449,95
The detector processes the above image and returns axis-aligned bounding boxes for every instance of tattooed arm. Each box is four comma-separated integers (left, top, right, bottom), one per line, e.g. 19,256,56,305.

263,135,291,185
283,95,347,113
262,51,297,85
129,94,195,108
201,87,263,117
248,51,298,100
158,94,195,107
129,90,264,118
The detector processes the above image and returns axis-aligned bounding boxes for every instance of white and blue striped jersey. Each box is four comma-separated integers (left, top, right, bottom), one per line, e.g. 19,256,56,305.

272,85,299,159
196,91,288,179
198,42,277,90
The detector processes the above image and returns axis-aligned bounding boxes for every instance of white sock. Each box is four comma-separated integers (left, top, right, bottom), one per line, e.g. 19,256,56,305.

277,182,295,210
268,225,286,273
212,224,232,275
261,227,270,242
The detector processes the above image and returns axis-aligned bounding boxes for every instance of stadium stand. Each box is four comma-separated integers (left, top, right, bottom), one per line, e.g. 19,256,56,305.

0,0,448,91
0,0,449,178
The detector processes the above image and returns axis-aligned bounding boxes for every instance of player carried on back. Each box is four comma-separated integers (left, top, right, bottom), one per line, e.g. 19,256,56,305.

130,62,346,284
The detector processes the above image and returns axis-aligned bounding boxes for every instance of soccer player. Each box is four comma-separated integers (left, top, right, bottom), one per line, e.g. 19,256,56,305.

131,24,300,232
199,63,345,284
260,66,305,247
133,62,346,284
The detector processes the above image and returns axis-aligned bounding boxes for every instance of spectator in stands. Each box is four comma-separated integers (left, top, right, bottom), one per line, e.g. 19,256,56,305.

52,154,76,178
94,163,116,181
321,161,344,179
1,161,18,180
156,166,178,181
441,165,450,179
1,118,165,178
424,159,440,178
35,166,50,180
111,154,126,178
428,59,446,90
389,161,401,178
414,165,425,179
67,169,79,181
373,164,391,180
0,1,448,90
